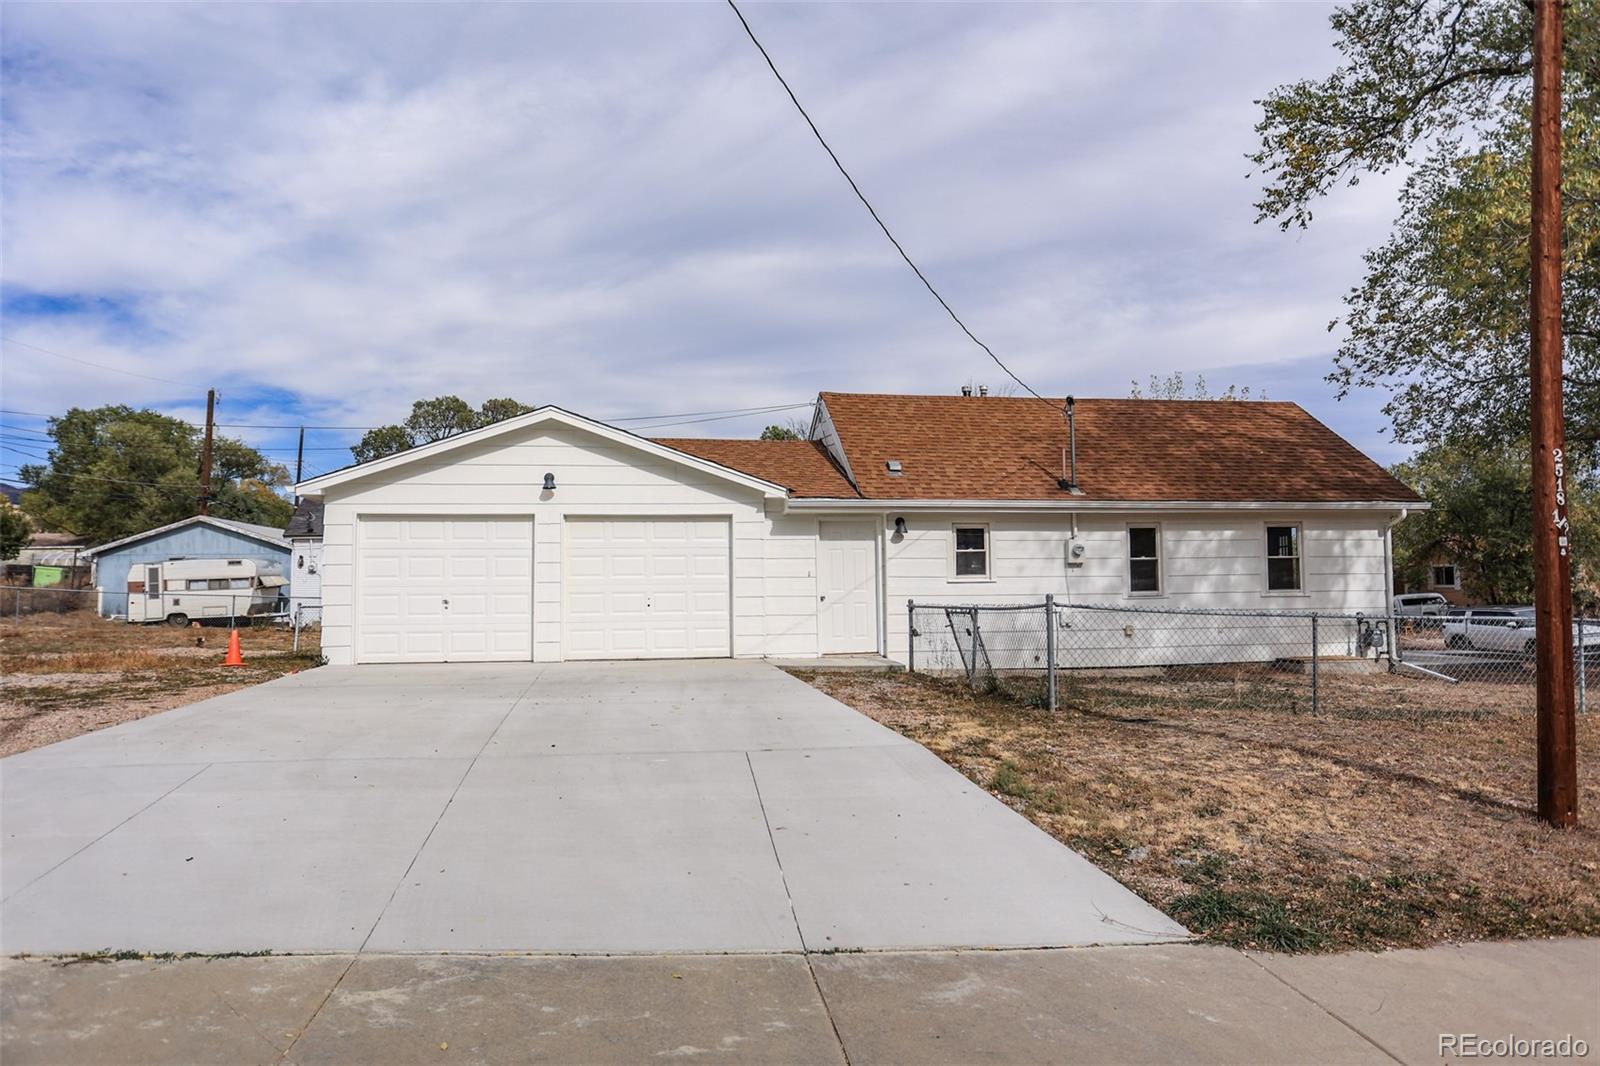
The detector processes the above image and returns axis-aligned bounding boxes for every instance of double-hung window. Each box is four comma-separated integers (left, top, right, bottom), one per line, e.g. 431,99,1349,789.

952,525,989,579
1128,526,1161,594
1265,524,1302,592
1431,564,1458,588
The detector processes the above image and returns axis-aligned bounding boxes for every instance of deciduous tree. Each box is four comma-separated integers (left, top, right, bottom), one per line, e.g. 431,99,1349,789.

16,406,291,542
0,503,30,561
1252,0,1599,447
352,396,535,463
1392,442,1600,604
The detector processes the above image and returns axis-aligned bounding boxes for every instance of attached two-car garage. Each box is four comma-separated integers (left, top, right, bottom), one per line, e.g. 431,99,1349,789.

353,514,731,664
302,407,807,667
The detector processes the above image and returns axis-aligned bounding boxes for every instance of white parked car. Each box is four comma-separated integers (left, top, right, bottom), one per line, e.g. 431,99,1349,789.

1393,592,1450,626
1442,606,1599,655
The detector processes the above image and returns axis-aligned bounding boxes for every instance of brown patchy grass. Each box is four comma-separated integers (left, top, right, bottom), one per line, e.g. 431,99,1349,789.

795,668,1600,954
0,611,321,757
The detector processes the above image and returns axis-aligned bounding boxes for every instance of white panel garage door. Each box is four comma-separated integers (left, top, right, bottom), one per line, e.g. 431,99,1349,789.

356,516,533,663
563,518,730,659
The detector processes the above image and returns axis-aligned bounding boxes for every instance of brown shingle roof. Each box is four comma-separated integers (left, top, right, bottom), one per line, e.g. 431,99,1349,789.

655,438,859,499
817,392,1421,503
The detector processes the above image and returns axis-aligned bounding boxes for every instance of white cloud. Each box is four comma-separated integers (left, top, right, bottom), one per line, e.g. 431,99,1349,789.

0,1,1407,459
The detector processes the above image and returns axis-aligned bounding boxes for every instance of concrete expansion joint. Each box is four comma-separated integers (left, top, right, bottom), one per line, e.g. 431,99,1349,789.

744,749,854,1066
1242,952,1406,1064
1,762,213,907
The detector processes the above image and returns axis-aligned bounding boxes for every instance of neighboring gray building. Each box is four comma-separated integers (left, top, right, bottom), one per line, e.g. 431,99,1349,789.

84,516,290,618
284,498,324,623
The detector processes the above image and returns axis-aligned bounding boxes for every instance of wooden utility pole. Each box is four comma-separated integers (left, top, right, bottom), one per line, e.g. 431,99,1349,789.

198,388,217,517
1530,0,1577,828
294,426,305,504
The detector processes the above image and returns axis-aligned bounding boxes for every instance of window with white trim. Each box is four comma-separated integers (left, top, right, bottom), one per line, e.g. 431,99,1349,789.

1265,524,1302,592
953,525,989,578
1128,526,1161,594
1431,564,1459,588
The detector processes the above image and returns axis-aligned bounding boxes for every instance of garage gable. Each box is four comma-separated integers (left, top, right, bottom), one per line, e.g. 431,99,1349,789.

298,407,789,500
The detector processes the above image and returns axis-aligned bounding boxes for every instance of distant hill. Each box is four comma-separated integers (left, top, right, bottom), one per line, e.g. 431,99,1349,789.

0,482,22,505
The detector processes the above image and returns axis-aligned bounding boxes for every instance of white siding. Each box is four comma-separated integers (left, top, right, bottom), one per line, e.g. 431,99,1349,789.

317,422,805,665
314,417,1395,668
882,511,1392,664
288,538,322,623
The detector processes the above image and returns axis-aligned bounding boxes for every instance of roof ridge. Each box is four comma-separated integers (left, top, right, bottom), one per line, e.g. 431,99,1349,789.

819,390,1300,406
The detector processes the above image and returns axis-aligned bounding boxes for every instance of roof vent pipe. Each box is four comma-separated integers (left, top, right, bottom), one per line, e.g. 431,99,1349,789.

1058,395,1082,494
978,384,988,397
961,385,973,397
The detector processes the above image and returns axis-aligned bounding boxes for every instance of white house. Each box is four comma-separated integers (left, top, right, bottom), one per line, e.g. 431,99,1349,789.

294,391,1424,667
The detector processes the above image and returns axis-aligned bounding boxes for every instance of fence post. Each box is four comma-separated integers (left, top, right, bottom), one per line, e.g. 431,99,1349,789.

906,599,915,675
1579,615,1587,715
968,609,981,690
293,606,302,654
1311,613,1320,714
1045,594,1057,711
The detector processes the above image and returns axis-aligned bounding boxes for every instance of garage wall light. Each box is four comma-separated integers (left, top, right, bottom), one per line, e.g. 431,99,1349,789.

542,472,557,492
893,517,907,537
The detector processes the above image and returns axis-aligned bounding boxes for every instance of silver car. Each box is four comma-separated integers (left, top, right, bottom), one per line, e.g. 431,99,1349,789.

1393,592,1450,628
1443,606,1598,655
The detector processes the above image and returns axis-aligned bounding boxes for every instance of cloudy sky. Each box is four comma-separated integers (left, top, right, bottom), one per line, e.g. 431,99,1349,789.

1,2,1408,481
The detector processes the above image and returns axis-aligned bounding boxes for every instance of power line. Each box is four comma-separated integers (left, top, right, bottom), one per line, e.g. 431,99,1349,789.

605,402,811,424
0,465,198,492
1,337,194,389
3,400,817,435
725,0,1055,408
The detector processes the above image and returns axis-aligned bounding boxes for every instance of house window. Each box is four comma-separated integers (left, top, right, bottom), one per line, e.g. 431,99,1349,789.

1128,526,1161,594
1431,564,1458,588
953,525,989,579
1265,525,1302,592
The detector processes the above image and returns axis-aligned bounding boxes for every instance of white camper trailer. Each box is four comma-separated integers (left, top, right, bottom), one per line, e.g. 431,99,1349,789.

124,558,288,625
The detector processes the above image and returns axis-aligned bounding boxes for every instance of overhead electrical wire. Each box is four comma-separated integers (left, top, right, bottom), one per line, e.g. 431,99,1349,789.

725,0,1057,408
0,466,199,493
2,337,194,388
1,401,815,434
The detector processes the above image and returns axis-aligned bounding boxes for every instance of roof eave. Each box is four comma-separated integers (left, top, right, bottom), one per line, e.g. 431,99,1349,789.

785,497,1429,512
295,405,789,500
82,516,291,557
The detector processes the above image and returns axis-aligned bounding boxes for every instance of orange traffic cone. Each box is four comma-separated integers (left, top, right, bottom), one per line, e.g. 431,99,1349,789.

222,628,246,668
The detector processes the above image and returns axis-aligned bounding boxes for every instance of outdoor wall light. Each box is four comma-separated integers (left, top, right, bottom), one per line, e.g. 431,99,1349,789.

893,516,908,536
542,472,557,492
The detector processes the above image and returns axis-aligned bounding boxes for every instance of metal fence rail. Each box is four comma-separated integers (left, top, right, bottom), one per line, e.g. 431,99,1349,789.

0,584,296,623
908,598,1592,718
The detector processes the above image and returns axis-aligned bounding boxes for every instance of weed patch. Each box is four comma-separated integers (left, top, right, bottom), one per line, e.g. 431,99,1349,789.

793,669,1600,953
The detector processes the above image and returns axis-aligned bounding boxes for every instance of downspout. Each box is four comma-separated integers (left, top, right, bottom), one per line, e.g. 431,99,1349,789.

1384,509,1409,667
877,510,889,659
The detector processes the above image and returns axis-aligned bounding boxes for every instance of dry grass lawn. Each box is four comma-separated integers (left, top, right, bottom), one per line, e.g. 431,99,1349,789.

796,669,1600,953
0,611,321,757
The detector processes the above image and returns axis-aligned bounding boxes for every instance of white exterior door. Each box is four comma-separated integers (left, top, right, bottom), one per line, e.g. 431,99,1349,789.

355,516,533,663
563,517,730,659
818,521,878,654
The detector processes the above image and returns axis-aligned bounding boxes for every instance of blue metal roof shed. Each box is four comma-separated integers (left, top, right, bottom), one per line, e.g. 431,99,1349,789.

84,516,290,618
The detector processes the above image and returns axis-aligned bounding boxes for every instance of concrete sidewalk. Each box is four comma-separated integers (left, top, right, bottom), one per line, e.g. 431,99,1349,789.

3,939,1594,1065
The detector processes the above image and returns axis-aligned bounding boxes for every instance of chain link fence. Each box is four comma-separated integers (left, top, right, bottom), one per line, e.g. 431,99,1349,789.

908,598,1593,718
1393,607,1596,689
0,584,294,624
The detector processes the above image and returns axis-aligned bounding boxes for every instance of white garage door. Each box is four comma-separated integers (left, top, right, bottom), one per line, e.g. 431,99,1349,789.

356,516,533,664
563,518,730,660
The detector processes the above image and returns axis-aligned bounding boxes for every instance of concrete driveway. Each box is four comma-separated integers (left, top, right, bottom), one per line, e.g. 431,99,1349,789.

0,660,1183,955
